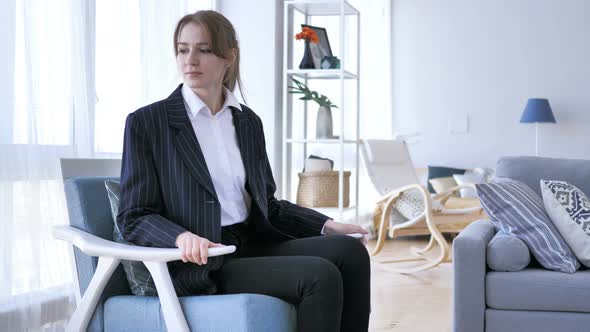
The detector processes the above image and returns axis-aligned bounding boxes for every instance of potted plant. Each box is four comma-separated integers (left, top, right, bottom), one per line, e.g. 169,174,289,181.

288,77,339,139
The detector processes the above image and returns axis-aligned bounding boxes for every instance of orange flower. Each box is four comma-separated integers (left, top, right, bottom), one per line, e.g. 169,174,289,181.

295,27,319,44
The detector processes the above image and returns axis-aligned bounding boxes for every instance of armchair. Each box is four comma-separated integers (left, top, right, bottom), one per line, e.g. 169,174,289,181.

361,139,484,273
56,158,297,332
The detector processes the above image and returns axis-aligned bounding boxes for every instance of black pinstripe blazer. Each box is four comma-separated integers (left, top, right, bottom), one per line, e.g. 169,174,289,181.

117,84,330,295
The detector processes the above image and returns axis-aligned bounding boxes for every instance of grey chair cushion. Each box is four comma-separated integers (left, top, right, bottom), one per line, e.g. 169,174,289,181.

486,268,590,313
64,177,131,331
496,156,590,198
104,294,296,332
476,178,579,273
487,231,530,272
105,180,157,296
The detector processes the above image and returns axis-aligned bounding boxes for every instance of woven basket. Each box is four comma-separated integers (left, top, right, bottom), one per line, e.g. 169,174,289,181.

296,171,351,207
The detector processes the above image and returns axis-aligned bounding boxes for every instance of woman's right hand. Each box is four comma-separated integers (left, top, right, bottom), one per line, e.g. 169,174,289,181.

175,231,225,265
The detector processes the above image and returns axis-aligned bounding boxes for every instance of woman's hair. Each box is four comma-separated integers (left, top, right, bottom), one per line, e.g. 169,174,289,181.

173,10,245,101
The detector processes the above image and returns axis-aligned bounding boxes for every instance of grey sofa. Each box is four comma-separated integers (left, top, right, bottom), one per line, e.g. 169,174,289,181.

453,156,590,332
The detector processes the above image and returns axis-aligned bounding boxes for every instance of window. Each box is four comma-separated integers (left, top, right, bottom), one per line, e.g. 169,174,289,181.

95,0,213,153
3,1,214,330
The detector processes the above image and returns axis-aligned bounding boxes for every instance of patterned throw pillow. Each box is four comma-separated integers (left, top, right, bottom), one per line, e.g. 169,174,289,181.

541,180,590,268
476,178,580,273
104,180,157,296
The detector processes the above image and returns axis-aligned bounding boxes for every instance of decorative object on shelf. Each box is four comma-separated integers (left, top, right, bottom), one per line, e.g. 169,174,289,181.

302,24,333,69
303,155,334,172
320,56,340,69
296,170,351,208
316,106,335,139
295,26,319,69
287,77,339,139
519,98,556,157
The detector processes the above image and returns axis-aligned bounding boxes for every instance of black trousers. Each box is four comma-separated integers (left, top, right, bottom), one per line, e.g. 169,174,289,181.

212,222,371,332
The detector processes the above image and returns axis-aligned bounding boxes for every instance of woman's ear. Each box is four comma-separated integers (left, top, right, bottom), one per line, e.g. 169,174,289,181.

226,48,238,68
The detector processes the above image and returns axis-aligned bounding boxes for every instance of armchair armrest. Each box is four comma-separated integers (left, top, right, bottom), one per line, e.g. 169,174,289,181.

52,225,236,262
453,220,496,332
53,225,235,332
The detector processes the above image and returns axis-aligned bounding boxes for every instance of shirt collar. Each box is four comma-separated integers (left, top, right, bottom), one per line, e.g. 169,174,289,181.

181,84,242,118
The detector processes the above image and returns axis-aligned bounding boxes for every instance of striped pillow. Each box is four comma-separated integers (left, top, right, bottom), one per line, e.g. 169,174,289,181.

476,178,580,273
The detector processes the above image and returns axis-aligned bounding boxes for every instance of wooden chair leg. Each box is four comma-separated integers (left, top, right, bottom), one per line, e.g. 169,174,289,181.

411,235,435,256
370,186,464,274
371,200,394,256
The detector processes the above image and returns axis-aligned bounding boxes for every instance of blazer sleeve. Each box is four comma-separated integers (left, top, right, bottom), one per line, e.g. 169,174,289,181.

117,112,187,248
255,116,331,238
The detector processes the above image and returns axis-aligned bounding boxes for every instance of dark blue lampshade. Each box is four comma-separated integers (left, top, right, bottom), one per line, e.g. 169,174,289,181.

520,98,556,123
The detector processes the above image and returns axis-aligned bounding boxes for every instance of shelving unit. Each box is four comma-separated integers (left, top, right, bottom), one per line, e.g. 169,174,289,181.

282,0,360,224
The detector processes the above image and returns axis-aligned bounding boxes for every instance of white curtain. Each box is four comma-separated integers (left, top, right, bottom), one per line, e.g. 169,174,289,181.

1,0,212,330
95,0,202,154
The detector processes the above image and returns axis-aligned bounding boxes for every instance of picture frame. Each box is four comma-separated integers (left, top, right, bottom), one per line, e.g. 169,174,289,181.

301,24,333,69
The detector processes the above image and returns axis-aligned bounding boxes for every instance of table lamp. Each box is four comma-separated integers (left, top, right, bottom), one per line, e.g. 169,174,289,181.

519,98,556,156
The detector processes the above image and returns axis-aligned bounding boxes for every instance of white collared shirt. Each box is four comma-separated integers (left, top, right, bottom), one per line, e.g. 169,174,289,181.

181,84,251,227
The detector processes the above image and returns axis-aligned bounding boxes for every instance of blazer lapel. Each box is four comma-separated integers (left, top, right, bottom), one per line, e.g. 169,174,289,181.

231,106,258,197
166,85,217,199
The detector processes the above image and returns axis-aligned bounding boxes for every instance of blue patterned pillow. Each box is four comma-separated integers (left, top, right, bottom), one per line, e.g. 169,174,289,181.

541,180,590,268
476,178,580,273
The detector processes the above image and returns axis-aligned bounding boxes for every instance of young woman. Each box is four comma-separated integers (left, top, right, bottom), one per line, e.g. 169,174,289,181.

117,10,370,332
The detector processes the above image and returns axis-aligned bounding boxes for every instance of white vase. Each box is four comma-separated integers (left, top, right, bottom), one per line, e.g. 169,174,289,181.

316,106,334,139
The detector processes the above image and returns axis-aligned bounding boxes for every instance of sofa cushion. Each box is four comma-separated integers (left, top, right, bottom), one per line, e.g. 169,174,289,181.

453,172,486,198
542,180,590,268
428,176,457,194
496,156,590,198
427,166,466,193
486,268,590,313
487,231,530,272
104,293,296,332
486,309,590,332
476,178,579,273
105,180,157,296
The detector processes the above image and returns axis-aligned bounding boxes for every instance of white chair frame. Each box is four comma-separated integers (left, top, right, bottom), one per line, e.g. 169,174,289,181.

53,225,235,332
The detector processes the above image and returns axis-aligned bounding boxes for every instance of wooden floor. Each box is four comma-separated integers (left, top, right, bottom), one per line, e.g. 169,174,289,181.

367,236,453,332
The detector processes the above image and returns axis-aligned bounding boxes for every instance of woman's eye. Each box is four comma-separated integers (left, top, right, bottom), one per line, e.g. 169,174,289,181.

200,48,212,54
178,48,188,54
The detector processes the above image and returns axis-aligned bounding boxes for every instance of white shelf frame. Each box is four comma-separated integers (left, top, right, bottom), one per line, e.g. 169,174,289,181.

287,69,358,80
282,0,361,224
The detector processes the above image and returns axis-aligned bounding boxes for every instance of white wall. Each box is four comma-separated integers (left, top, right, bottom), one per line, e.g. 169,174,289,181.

217,0,283,186
392,0,590,169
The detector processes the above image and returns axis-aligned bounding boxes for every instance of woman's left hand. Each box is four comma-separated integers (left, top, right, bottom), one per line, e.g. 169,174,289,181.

323,219,369,245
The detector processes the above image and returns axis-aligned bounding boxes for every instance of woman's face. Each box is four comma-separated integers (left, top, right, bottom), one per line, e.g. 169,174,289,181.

176,22,231,92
